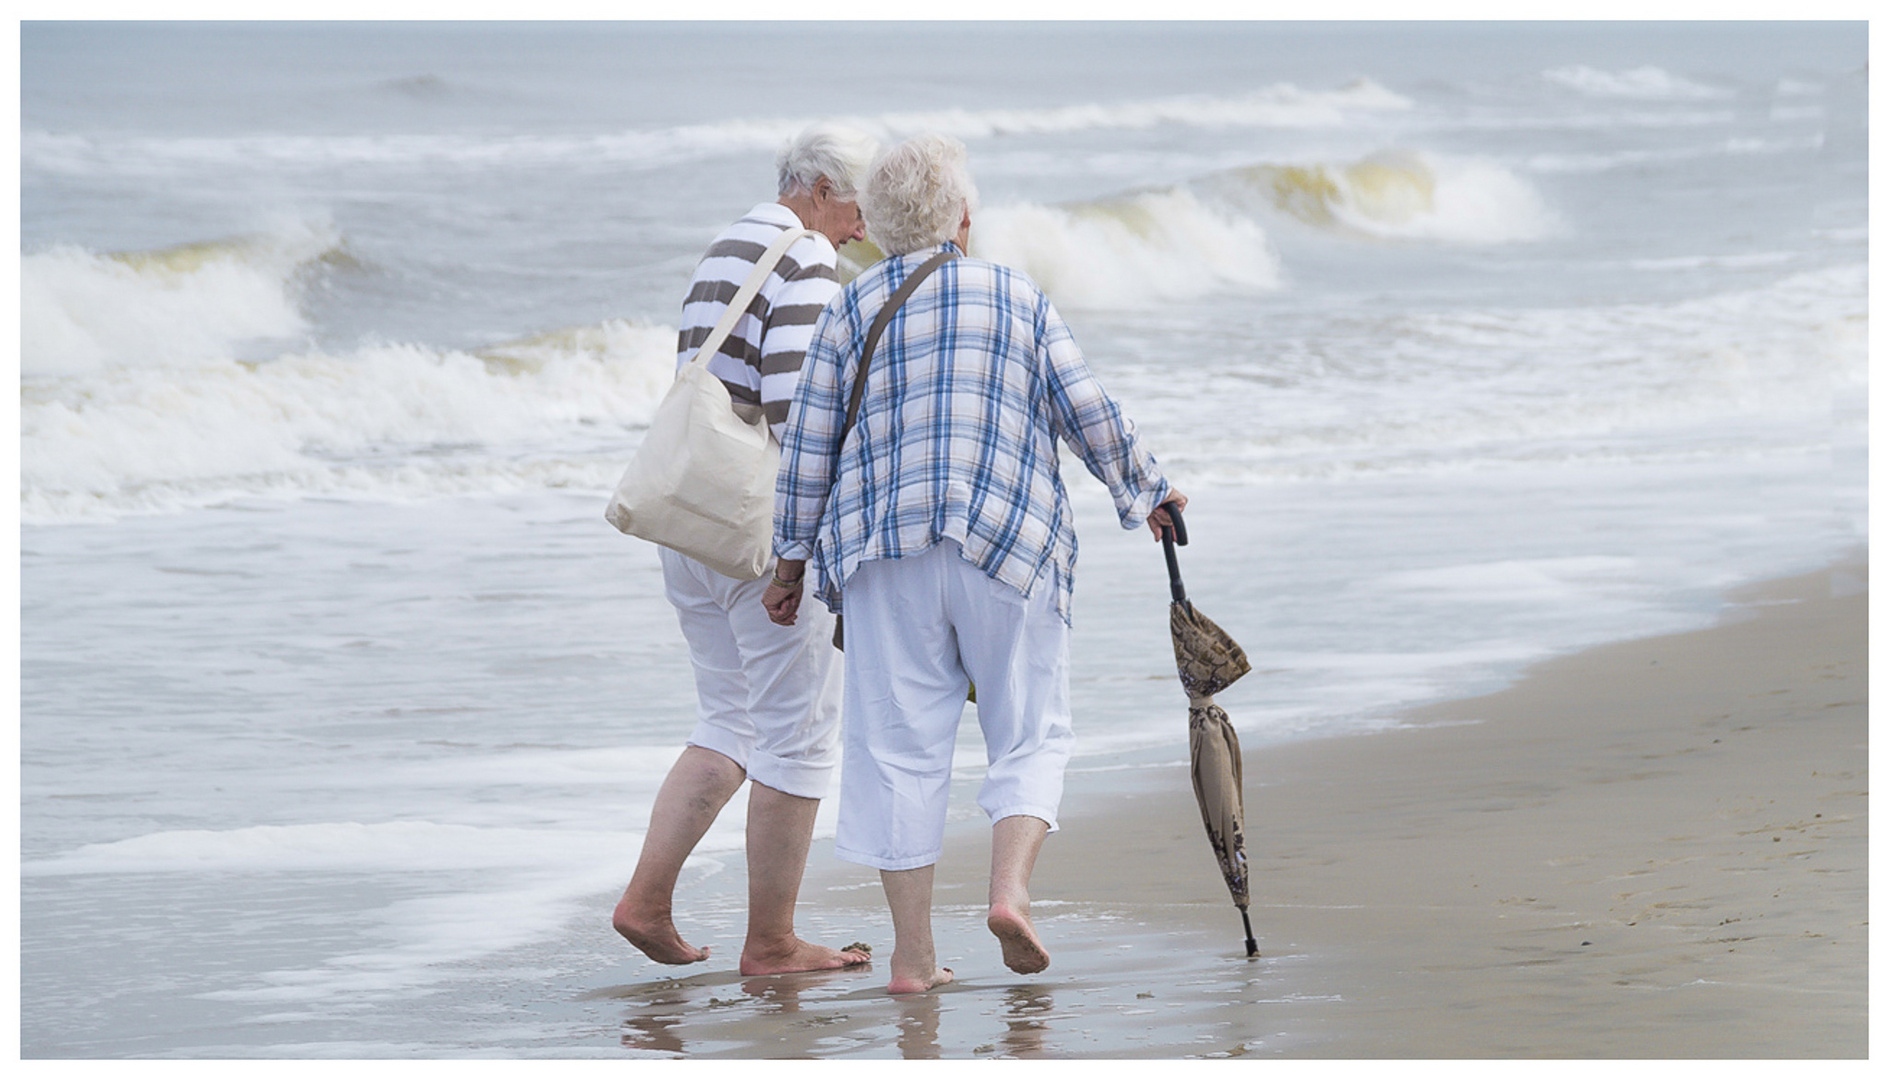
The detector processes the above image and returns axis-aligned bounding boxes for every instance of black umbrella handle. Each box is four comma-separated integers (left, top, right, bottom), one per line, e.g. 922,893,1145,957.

1160,502,1189,604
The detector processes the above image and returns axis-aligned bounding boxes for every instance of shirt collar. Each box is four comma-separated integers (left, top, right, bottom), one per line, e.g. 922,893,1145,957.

906,239,963,260
751,201,803,228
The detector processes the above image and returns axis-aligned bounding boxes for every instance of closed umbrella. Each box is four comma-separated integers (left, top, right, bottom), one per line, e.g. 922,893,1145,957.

1160,506,1258,957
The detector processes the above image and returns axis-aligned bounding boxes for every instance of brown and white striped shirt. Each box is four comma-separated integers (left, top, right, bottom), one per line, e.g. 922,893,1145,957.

676,202,841,439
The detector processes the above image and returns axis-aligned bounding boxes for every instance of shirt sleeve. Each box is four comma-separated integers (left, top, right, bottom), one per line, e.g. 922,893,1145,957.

758,235,841,440
1036,292,1171,529
773,294,856,560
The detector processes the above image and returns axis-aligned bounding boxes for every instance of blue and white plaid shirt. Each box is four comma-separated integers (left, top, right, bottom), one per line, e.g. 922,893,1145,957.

773,241,1170,625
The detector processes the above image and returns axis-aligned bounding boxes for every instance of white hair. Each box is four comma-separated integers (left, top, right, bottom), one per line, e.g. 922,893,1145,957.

776,124,878,199
859,134,980,256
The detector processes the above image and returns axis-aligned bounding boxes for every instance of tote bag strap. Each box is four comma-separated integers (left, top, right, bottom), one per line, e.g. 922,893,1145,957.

838,248,959,449
684,225,817,373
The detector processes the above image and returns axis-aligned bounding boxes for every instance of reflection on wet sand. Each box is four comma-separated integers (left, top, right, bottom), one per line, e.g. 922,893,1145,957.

1000,985,1055,1057
588,905,1281,1057
895,991,942,1059
603,967,885,1057
607,970,1077,1059
592,970,750,1055
619,982,690,1055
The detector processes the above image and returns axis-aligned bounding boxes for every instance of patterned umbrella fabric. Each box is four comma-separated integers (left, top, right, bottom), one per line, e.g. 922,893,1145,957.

1161,507,1257,956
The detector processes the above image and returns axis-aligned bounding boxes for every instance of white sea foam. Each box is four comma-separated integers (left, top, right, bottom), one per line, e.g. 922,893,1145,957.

867,78,1411,140
28,204,1847,523
975,187,1283,309
972,148,1553,313
1206,150,1558,245
1543,65,1734,101
21,222,337,376
1440,109,1739,135
191,872,647,1004
343,745,688,790
1628,251,1802,272
1136,263,1867,485
1375,556,1644,604
20,820,653,875
1524,135,1826,174
20,317,678,522
25,819,739,1007
19,227,676,518
1327,152,1558,244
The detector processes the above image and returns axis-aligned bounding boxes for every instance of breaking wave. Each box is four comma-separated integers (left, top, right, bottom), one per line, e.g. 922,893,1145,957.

21,222,346,376
964,146,1553,309
20,230,680,522
1542,65,1734,101
1201,149,1559,244
17,147,1564,521
975,187,1283,309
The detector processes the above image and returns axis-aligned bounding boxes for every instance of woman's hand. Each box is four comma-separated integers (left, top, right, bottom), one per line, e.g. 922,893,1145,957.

763,559,808,626
1147,490,1189,540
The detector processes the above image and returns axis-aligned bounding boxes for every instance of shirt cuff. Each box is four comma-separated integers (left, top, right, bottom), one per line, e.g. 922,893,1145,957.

774,538,817,561
1118,475,1171,529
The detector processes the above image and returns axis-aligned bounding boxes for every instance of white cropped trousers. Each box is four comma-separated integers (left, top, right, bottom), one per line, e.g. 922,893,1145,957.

661,547,843,800
833,540,1074,872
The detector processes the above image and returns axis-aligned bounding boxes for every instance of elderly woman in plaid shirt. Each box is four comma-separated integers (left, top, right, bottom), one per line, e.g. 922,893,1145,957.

763,134,1186,995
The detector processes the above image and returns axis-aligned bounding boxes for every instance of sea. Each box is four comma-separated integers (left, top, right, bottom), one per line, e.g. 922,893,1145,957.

17,20,1867,1057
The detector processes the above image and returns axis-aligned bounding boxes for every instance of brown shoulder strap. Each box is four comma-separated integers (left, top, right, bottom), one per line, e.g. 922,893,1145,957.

838,249,959,453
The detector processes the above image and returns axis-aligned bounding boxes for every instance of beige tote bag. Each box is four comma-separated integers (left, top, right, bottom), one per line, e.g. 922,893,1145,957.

605,226,814,580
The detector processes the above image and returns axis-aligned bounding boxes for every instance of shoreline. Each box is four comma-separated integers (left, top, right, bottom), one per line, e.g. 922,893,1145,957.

593,556,1866,1057
1024,555,1869,1056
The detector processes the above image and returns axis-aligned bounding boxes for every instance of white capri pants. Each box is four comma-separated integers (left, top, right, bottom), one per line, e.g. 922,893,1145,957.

661,547,842,800
833,539,1074,872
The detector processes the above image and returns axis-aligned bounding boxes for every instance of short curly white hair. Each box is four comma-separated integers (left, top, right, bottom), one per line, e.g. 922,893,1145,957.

859,134,980,256
776,124,878,199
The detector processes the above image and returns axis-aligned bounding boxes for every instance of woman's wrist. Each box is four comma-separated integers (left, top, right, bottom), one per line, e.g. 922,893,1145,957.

771,558,808,590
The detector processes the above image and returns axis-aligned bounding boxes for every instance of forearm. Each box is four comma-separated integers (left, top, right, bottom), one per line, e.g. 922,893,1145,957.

772,328,846,556
1056,380,1171,527
1039,304,1169,526
772,474,829,561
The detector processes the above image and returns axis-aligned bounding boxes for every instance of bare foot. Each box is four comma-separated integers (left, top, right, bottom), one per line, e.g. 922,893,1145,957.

987,903,1049,974
613,896,710,965
738,936,872,976
887,966,954,995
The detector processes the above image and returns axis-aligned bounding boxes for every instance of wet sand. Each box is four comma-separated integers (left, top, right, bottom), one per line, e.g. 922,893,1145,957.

590,559,1866,1058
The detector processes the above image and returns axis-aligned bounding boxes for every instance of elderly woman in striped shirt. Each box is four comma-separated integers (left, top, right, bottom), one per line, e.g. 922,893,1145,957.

764,134,1186,995
612,125,879,976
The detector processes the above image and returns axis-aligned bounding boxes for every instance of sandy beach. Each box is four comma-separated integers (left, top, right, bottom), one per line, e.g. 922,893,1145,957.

590,557,1866,1058
20,24,1867,1059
